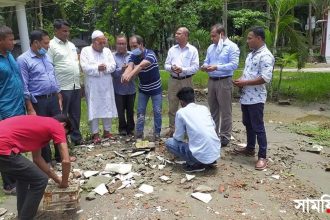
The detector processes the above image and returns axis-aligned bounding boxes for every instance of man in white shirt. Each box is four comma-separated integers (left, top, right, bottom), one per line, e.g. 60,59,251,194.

80,30,117,144
164,27,199,137
165,87,220,173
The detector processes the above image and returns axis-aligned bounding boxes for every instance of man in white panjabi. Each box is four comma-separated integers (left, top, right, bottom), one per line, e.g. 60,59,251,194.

80,30,117,144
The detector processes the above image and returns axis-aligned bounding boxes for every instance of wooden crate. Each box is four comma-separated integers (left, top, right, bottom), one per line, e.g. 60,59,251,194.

43,182,80,211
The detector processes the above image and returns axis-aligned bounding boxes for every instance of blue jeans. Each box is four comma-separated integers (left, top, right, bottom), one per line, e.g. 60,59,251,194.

165,138,202,165
136,92,162,136
241,103,267,159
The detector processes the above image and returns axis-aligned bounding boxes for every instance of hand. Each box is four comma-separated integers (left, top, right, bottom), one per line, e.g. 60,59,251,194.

233,79,247,88
58,93,63,112
98,64,107,71
206,65,217,72
59,180,69,188
121,72,132,83
171,65,182,74
27,109,37,115
200,65,208,71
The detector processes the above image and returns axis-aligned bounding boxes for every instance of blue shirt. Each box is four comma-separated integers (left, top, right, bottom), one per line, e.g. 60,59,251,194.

173,103,220,164
112,51,136,95
129,49,161,96
0,51,25,120
203,38,240,77
17,49,60,103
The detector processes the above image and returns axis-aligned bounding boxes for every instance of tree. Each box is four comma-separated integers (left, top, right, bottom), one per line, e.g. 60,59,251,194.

275,53,297,100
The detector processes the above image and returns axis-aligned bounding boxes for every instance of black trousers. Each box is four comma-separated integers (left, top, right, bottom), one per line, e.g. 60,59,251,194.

115,93,136,134
33,95,61,163
61,89,82,144
1,172,16,190
0,153,48,220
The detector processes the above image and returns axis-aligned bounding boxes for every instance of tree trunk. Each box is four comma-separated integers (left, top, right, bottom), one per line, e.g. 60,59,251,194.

222,0,228,34
38,0,43,29
308,2,313,55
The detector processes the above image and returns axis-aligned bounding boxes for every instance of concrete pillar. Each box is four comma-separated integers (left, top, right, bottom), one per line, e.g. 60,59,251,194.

15,4,29,52
325,9,330,63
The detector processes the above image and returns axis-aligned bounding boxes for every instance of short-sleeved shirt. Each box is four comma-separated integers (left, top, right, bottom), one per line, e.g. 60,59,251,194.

240,45,274,104
0,115,67,155
128,49,161,96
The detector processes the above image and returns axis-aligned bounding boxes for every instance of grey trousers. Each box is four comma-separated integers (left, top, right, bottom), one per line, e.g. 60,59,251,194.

207,77,233,140
168,77,193,128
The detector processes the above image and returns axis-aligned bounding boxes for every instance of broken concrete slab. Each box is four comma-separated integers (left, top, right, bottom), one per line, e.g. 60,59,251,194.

185,174,195,181
305,145,323,154
193,185,216,193
191,192,212,203
83,171,99,178
106,180,122,194
130,151,145,157
139,184,154,194
271,175,280,180
86,192,96,201
104,163,132,174
159,175,170,182
83,175,112,190
93,183,108,195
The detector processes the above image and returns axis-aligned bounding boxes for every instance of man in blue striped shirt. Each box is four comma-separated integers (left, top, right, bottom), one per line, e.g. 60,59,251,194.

201,24,240,146
121,35,162,140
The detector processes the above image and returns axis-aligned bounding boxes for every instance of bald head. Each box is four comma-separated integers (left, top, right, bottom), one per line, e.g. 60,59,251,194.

175,27,189,47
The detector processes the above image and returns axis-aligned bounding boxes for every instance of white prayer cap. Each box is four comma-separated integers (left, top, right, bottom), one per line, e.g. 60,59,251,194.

91,30,104,40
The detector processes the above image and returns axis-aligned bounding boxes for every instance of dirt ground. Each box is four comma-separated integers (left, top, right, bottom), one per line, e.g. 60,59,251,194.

1,100,330,220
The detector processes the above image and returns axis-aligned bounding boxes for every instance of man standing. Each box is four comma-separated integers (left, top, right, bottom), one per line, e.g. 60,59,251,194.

201,24,240,146
165,87,220,173
17,29,62,163
80,30,117,144
164,27,199,137
233,27,274,170
121,35,162,140
48,19,83,146
112,34,135,136
0,114,71,220
0,25,25,195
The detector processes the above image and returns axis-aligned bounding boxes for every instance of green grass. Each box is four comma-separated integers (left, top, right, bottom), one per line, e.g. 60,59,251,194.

271,71,330,102
289,121,330,147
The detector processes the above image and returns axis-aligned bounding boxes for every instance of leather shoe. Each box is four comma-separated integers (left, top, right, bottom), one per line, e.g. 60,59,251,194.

255,158,268,170
234,146,255,157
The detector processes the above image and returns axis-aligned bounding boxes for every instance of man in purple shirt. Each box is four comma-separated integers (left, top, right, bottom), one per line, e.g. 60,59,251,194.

112,35,135,136
17,29,63,164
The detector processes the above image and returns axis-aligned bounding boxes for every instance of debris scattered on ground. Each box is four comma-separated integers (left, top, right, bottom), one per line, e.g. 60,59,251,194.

185,174,195,181
93,183,108,195
83,171,99,178
191,192,212,203
104,163,132,174
138,184,154,194
271,175,280,180
278,100,291,105
193,185,215,193
303,144,323,154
